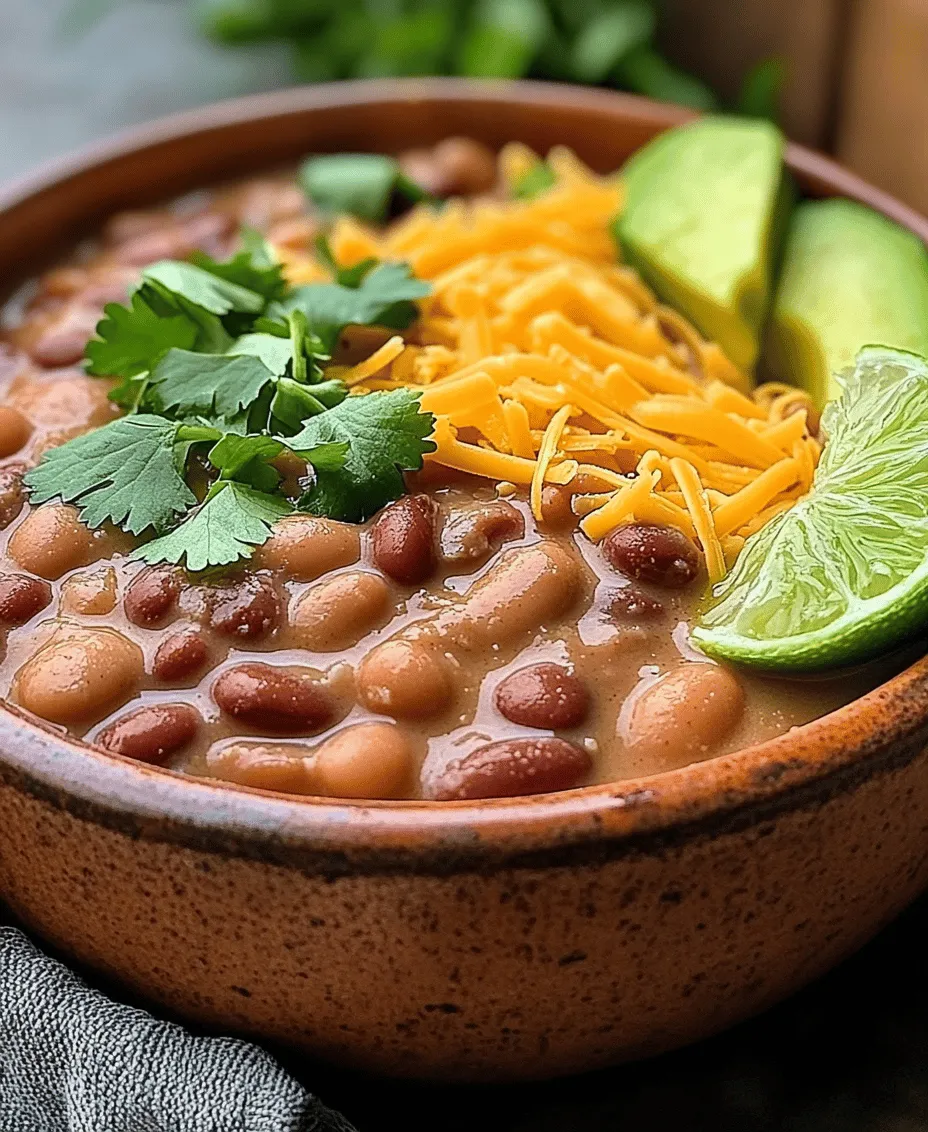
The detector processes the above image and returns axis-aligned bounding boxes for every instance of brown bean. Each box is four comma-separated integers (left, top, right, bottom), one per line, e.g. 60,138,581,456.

608,584,664,621
427,737,591,801
207,575,280,641
436,542,581,650
9,504,97,580
540,484,575,529
623,663,745,764
0,574,52,625
212,662,334,733
112,225,192,266
206,742,312,794
27,306,101,369
59,566,117,616
602,522,699,588
0,406,32,458
95,703,201,766
15,627,143,724
8,374,116,438
309,722,414,799
371,495,437,584
256,515,360,581
357,639,454,719
103,209,168,245
124,566,182,627
402,138,497,198
152,629,209,683
289,571,389,651
438,501,525,567
0,464,26,530
495,663,589,730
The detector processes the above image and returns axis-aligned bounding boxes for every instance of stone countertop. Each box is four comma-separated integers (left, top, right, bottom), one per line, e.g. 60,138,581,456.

3,2,928,1128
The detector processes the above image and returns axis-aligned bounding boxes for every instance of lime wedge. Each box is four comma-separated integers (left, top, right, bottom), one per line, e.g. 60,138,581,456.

692,347,928,670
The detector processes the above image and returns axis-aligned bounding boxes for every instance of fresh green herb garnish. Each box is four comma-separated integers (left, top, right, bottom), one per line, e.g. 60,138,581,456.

291,388,438,522
24,226,435,571
511,161,557,201
300,153,430,223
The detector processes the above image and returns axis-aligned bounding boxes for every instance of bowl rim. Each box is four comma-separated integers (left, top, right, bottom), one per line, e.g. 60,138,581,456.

2,77,928,874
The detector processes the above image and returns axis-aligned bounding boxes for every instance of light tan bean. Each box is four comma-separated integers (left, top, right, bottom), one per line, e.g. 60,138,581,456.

357,639,454,719
256,515,361,581
9,504,97,580
623,663,745,765
15,626,143,724
435,542,581,650
0,406,32,458
60,566,117,615
289,571,389,651
309,722,414,798
205,742,313,794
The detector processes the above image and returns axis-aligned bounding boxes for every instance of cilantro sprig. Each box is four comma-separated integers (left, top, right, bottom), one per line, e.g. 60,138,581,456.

24,226,436,571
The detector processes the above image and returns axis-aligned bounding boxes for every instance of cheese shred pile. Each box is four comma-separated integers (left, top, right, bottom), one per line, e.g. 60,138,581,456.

279,144,819,582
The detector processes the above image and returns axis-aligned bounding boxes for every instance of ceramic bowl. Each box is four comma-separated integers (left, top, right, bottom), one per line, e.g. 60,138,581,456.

1,79,928,1083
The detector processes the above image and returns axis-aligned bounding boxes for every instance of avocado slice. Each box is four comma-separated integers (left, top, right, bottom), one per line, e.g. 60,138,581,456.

764,199,928,404
616,117,789,373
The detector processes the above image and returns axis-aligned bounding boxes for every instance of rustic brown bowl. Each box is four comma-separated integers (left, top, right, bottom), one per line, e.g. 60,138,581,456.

1,79,928,1083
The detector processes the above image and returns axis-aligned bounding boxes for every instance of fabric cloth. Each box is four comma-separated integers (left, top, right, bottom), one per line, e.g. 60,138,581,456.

0,926,357,1132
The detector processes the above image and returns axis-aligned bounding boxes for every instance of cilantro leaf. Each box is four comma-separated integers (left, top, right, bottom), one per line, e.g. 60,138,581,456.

148,348,275,423
289,389,436,521
275,262,431,351
228,332,295,375
85,291,198,379
207,433,285,493
191,227,287,303
299,153,429,223
512,161,556,200
142,261,265,316
24,415,195,535
133,481,292,572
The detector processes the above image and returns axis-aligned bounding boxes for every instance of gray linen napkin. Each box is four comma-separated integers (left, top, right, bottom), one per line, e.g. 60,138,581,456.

0,926,357,1132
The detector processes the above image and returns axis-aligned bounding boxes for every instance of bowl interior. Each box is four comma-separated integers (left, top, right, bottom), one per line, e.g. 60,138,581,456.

1,78,928,863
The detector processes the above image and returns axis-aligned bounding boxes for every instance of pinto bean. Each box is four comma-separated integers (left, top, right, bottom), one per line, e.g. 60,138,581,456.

0,406,32,458
152,629,210,683
205,742,312,794
438,501,524,567
427,736,591,800
95,703,201,765
9,504,97,580
357,639,454,719
495,663,589,729
207,575,280,640
0,464,26,530
59,566,117,615
602,523,699,588
289,571,389,651
401,138,497,198
371,495,437,584
15,627,143,724
124,566,182,627
623,663,745,764
540,484,575,529
212,662,334,733
256,515,360,581
309,722,414,799
26,305,102,369
436,542,581,650
0,574,52,625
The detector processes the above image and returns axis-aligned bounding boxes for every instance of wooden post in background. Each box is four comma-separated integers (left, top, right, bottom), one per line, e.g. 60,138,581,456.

660,0,846,147
837,0,928,215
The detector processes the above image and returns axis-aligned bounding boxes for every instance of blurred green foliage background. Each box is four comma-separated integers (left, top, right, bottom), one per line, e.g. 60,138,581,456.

194,0,779,116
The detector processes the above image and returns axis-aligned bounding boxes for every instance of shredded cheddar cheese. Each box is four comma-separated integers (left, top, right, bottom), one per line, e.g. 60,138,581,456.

279,147,820,581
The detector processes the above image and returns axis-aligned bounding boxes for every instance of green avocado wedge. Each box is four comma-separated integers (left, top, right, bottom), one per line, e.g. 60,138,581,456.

764,199,928,405
615,117,790,373
692,347,928,672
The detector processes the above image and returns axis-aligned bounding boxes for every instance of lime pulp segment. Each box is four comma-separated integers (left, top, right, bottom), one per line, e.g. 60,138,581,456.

692,347,928,670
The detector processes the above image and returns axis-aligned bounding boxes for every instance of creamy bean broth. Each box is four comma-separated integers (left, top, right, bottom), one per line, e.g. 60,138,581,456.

0,141,889,801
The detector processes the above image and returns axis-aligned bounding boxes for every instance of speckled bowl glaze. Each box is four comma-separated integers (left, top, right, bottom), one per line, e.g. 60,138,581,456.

1,80,928,1083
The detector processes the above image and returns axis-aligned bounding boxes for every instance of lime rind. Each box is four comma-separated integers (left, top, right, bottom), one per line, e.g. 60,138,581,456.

692,347,928,670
